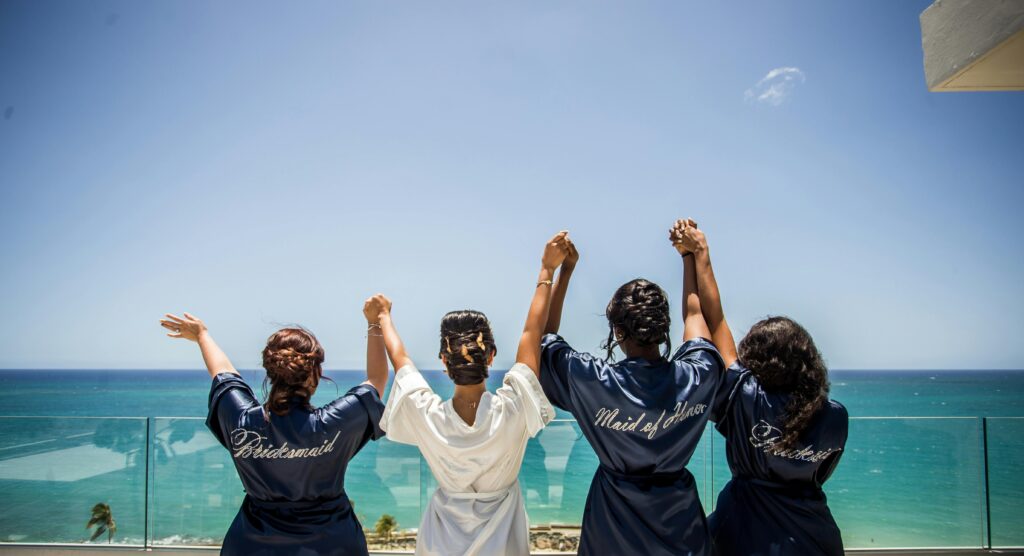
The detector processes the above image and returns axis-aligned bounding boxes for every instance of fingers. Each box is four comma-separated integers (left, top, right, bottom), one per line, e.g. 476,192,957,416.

159,321,179,331
549,230,569,244
166,332,183,339
164,313,184,324
182,312,198,322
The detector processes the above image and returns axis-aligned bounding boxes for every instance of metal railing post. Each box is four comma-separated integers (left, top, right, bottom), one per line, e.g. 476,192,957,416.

982,417,992,549
144,417,151,549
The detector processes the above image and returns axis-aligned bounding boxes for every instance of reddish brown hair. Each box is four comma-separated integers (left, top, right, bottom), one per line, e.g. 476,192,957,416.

261,327,324,416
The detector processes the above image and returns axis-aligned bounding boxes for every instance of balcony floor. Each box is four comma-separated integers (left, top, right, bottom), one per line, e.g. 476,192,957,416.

1,546,1023,555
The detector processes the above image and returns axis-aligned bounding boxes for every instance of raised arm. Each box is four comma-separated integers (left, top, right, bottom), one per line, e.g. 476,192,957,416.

674,220,738,367
544,238,578,335
669,220,712,343
371,294,414,372
517,231,569,376
363,296,389,397
160,313,239,378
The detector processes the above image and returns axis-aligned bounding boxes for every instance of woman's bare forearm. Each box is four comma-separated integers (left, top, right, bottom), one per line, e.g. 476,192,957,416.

364,324,388,397
379,313,413,372
682,254,712,342
692,247,738,366
197,331,239,378
544,265,573,335
516,265,557,376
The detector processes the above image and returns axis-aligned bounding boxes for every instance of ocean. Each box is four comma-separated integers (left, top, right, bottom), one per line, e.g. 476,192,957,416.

0,369,1022,549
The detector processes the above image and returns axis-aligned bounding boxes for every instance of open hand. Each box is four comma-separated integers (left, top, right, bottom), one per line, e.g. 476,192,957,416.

363,294,392,323
160,313,207,342
542,231,570,270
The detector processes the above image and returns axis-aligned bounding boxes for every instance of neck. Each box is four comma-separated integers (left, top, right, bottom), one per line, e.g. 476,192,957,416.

453,382,486,401
621,340,663,361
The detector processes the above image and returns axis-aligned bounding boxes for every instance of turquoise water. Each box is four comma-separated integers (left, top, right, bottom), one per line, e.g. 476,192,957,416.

0,369,1022,549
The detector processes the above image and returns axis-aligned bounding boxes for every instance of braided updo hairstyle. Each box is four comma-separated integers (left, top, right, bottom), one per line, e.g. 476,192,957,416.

738,316,830,450
603,278,672,361
438,310,497,386
262,327,325,416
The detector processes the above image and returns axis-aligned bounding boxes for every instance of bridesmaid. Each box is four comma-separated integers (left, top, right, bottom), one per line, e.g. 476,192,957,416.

375,232,568,556
159,307,388,556
540,233,724,556
671,219,848,556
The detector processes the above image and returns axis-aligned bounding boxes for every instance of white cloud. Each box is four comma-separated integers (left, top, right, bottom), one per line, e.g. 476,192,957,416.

744,67,806,106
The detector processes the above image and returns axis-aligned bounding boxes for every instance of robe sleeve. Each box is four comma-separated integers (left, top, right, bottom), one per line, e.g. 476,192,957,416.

206,372,259,449
378,362,440,446
710,363,751,424
539,333,599,412
322,383,386,443
495,362,556,437
815,401,850,485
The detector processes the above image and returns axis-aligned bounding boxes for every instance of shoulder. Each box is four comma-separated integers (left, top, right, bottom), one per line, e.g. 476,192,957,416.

671,338,725,369
542,333,602,366
393,362,432,391
209,372,257,410
320,383,385,421
824,399,849,421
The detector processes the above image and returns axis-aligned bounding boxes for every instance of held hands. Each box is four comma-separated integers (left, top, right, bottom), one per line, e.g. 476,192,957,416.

160,313,208,342
363,294,392,323
669,218,707,256
563,236,579,270
542,230,571,270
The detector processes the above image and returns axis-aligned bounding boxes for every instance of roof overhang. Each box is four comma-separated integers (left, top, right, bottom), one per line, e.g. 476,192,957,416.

921,0,1024,92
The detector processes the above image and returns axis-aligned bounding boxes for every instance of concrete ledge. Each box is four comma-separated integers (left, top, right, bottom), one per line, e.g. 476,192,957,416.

1,545,1023,556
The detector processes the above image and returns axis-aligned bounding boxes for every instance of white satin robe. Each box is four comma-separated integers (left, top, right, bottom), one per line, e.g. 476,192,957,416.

379,362,554,556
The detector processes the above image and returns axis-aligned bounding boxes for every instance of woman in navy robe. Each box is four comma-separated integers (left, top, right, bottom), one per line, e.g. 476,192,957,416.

159,304,389,556
671,219,848,556
539,236,725,556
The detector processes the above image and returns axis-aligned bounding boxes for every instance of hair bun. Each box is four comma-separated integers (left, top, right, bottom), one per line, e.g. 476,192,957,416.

261,328,325,416
438,310,497,386
603,278,672,360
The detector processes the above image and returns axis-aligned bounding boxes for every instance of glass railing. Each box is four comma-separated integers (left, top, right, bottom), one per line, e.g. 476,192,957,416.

0,417,148,546
824,418,985,549
985,417,1024,548
0,416,1019,550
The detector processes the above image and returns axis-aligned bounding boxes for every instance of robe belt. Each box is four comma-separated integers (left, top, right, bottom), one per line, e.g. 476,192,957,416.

438,480,519,501
734,476,824,498
598,464,695,487
245,493,353,513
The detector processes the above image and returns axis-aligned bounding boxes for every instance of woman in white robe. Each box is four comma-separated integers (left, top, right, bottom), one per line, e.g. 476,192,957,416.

371,231,570,556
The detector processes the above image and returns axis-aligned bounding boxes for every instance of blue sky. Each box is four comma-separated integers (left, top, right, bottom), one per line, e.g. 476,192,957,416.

1,1,1021,370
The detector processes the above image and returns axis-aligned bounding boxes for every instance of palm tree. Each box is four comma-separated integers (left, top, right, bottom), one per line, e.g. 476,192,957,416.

86,503,116,543
374,513,397,546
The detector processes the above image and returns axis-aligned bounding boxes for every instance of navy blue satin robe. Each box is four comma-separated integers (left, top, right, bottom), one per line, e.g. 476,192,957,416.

206,373,385,556
708,364,848,556
540,334,724,556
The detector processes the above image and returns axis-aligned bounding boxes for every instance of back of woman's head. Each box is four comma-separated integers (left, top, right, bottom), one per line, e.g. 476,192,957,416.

262,327,325,416
738,316,830,450
603,278,672,361
438,310,496,386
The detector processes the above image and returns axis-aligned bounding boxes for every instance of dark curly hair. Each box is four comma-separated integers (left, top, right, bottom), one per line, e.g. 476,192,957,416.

438,310,497,386
261,327,325,417
738,316,830,450
602,278,672,361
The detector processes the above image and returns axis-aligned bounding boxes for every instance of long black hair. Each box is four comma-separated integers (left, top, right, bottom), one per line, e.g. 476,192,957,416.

438,310,497,385
602,278,672,361
738,316,830,450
